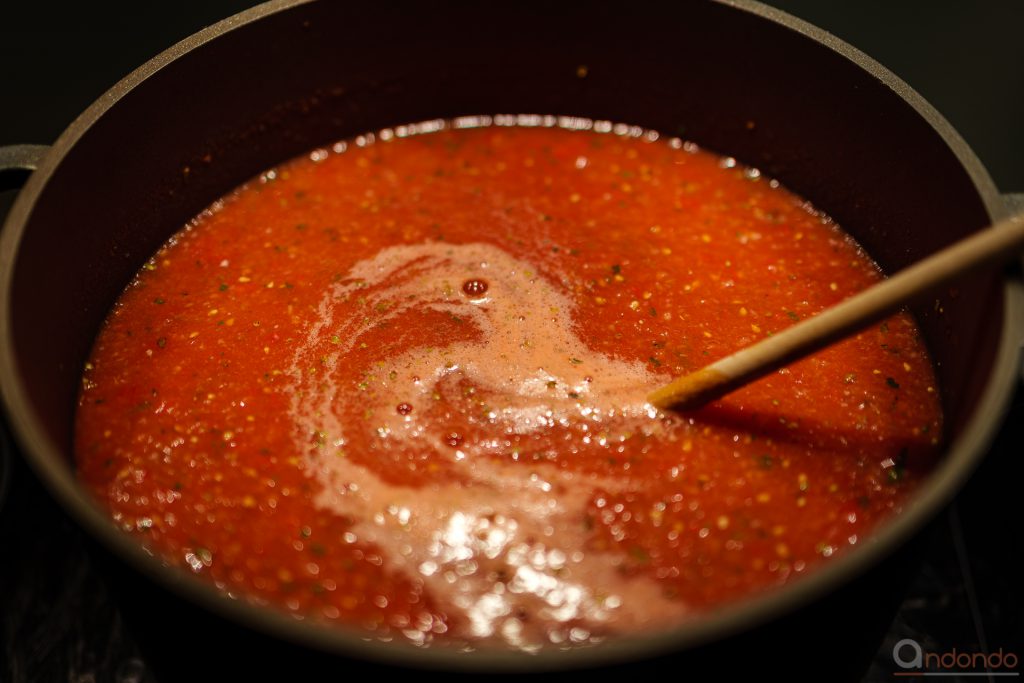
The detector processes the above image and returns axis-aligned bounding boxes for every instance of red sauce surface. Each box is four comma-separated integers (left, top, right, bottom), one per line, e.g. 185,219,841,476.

75,120,941,650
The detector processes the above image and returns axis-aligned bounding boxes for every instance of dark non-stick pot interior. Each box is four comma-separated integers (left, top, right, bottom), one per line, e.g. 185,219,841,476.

1,0,1012,675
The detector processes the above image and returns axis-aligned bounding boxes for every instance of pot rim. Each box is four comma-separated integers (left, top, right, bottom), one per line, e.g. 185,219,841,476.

1,0,1020,672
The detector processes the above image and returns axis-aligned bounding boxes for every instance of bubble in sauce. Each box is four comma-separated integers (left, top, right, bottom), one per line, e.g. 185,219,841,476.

462,278,489,297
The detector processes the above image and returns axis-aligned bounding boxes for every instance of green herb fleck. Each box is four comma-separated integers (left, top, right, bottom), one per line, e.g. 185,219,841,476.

887,448,908,483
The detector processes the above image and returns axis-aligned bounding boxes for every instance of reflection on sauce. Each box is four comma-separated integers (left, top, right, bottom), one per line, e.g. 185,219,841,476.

75,118,942,650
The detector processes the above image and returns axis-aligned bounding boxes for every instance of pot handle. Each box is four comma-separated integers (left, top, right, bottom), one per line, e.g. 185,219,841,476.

0,144,48,511
0,144,50,192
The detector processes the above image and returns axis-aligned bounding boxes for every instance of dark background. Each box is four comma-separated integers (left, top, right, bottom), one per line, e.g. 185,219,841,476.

1,1,1022,191
1,2,1021,681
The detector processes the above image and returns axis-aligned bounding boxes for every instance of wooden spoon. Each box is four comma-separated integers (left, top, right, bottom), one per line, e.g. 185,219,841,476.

648,213,1024,410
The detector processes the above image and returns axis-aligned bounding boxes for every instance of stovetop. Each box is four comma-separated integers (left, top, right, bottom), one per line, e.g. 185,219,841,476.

1,2,1021,681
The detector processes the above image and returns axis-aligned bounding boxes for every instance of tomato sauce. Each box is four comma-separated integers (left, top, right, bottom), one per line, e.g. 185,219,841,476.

75,118,942,650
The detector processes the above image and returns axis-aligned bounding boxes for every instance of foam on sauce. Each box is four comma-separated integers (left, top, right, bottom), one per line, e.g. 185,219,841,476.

287,242,676,648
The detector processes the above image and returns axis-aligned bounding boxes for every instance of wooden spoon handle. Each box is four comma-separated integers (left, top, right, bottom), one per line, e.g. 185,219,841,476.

648,214,1024,410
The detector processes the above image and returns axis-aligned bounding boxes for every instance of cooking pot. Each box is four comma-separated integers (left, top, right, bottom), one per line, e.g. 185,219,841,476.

1,0,1021,678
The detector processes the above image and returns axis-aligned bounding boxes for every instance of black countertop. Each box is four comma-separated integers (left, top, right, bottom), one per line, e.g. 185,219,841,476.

1,2,1022,681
